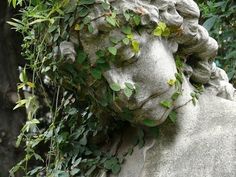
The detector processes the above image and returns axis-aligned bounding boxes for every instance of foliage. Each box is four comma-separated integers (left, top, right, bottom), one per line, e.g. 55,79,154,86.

7,0,170,176
197,0,236,82
8,0,194,176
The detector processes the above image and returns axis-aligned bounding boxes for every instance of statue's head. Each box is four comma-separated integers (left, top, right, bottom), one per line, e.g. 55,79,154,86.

68,0,228,126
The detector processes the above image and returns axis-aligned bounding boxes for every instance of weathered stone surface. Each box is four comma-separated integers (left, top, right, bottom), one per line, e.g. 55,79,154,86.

75,0,236,176
113,92,236,177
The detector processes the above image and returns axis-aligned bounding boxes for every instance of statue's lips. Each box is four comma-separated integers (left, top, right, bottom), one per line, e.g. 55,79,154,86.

127,87,173,111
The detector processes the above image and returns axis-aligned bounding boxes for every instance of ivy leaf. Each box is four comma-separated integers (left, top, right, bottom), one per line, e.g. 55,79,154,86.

88,24,94,33
104,158,120,174
110,37,120,44
169,111,177,123
123,12,131,21
58,171,70,177
77,51,87,64
143,119,157,127
125,82,134,90
96,50,105,58
171,91,181,101
158,22,167,30
160,100,172,108
133,15,141,26
79,0,95,5
91,69,102,79
131,40,140,53
162,28,171,37
124,87,133,98
101,2,110,10
121,26,132,35
153,22,170,37
122,38,129,45
106,16,117,27
153,26,162,36
110,83,121,91
74,24,80,31
27,82,35,88
78,7,89,17
112,163,121,174
127,34,134,39
167,79,176,86
70,168,80,176
108,47,117,55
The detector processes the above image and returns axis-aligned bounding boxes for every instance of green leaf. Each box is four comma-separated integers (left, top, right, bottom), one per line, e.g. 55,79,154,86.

110,83,121,91
143,119,157,127
108,47,117,55
125,82,134,90
133,15,141,26
169,111,177,123
112,163,121,174
131,40,140,53
79,134,87,145
58,171,70,177
153,22,170,37
171,91,181,101
88,24,94,33
96,50,105,57
153,26,162,36
70,168,80,176
127,34,134,39
79,0,95,5
78,7,89,17
122,38,129,45
121,26,132,35
110,37,120,44
19,68,28,83
101,2,110,10
160,100,172,108
106,16,117,27
203,16,218,31
91,69,102,79
104,158,120,174
162,28,171,37
123,12,131,21
124,87,133,98
77,51,87,64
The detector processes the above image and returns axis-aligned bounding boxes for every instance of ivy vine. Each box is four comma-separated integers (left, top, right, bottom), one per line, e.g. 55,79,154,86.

8,0,194,176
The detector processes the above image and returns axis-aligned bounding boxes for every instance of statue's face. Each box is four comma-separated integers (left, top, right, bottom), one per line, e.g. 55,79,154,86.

81,28,178,126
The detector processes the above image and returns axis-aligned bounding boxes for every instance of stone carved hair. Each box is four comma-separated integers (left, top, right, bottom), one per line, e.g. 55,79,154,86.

63,0,235,101
79,0,215,80
74,0,235,100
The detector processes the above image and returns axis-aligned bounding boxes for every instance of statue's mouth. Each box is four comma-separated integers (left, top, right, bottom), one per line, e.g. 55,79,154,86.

130,87,173,111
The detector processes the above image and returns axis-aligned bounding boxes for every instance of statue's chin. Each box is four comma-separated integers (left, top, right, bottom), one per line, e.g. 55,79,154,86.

132,96,174,127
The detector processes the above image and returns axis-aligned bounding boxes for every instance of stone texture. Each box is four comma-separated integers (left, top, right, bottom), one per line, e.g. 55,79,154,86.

76,0,236,176
111,93,236,177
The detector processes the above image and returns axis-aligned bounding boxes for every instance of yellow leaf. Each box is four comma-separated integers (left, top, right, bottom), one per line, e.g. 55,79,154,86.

127,34,134,39
131,40,140,53
158,22,167,31
27,82,35,88
153,26,162,36
168,79,176,86
74,24,80,31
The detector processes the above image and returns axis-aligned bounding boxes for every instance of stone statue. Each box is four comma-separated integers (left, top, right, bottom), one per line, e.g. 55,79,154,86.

58,0,236,176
